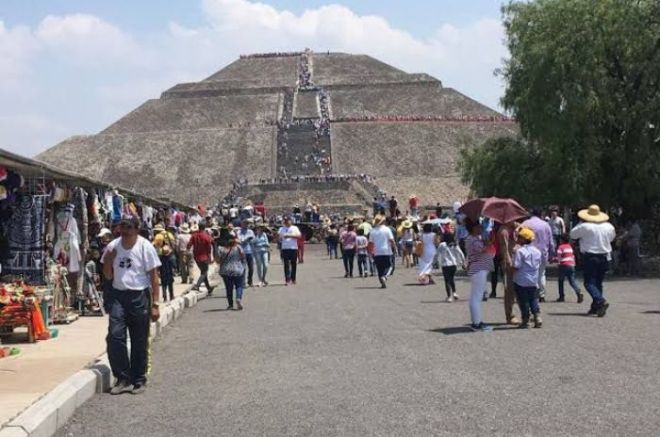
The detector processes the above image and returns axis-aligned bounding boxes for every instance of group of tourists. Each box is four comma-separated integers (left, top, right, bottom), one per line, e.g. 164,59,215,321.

333,115,516,123
328,201,621,332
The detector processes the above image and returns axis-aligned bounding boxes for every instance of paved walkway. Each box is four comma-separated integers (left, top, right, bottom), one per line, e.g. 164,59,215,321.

0,273,200,426
58,247,660,437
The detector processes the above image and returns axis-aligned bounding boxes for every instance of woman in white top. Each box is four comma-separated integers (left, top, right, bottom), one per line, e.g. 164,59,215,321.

417,223,439,285
437,233,465,302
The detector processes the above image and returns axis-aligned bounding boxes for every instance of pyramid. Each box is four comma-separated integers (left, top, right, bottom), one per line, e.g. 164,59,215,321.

37,51,516,208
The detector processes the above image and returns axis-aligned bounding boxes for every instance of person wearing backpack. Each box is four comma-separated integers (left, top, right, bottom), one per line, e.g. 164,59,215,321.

437,233,465,302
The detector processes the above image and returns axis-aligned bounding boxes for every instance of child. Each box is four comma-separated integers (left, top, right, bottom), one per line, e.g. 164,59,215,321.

159,245,176,302
556,234,584,303
356,228,369,278
437,233,465,302
512,227,543,328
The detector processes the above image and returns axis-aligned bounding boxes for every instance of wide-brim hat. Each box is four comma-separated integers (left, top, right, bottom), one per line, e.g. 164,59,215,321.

402,219,413,229
153,223,166,232
190,223,200,232
373,215,386,225
96,227,112,238
180,223,191,233
578,204,609,223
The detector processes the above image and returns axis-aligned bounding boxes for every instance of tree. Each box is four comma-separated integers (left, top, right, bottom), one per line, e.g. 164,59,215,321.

460,0,660,217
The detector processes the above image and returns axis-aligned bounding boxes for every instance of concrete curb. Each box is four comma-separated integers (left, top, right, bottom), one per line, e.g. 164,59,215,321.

0,286,211,437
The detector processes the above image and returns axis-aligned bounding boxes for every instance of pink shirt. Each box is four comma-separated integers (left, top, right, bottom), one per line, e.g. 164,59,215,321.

557,243,576,266
340,231,357,250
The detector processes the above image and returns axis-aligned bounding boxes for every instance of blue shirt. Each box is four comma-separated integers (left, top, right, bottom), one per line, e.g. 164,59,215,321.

513,244,542,287
238,228,255,254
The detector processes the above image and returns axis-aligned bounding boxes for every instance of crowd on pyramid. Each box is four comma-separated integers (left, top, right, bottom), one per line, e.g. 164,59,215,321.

334,114,516,123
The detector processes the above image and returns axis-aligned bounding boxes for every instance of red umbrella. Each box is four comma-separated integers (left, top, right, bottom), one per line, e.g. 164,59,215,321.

458,197,528,224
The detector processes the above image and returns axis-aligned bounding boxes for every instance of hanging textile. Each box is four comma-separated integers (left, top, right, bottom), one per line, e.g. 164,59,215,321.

53,205,81,273
3,194,48,284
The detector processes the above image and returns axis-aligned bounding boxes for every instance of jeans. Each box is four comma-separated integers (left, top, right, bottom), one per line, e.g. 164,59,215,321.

222,274,244,307
537,257,548,298
558,265,581,298
343,249,356,276
441,266,457,297
254,251,269,283
281,249,298,282
244,253,254,286
373,255,392,278
469,270,488,325
161,281,174,302
326,239,338,258
105,287,151,385
514,283,540,321
582,253,608,306
357,253,368,276
195,261,211,290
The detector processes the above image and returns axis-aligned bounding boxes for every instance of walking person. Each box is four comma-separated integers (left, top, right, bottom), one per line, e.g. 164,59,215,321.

369,215,396,288
548,207,565,251
356,228,369,278
278,217,301,285
556,234,584,302
522,208,554,302
237,219,255,287
388,196,398,218
400,219,415,268
465,219,495,332
512,227,543,328
216,235,246,310
326,224,339,259
188,223,215,295
297,232,305,264
496,221,521,324
417,223,438,285
253,224,270,286
570,205,616,317
340,224,357,278
158,245,176,302
101,216,161,395
175,223,193,284
437,233,465,302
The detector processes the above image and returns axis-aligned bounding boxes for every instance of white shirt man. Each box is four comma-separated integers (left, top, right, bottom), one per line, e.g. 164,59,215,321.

369,219,396,287
278,219,301,284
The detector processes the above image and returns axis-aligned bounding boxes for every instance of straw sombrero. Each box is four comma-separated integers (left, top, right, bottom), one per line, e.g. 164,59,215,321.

402,219,413,229
578,205,609,223
180,223,191,234
153,223,165,233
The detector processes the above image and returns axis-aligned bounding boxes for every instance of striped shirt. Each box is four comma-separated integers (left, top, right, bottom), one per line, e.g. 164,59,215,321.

557,243,576,266
465,235,494,276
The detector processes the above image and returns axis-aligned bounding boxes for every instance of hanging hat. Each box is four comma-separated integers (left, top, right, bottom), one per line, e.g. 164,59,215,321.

180,223,191,234
96,228,112,238
153,223,166,233
578,204,609,223
518,226,535,242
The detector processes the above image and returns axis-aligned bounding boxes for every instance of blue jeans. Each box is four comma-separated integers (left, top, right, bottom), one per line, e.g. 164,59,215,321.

582,253,608,306
514,283,540,321
254,251,269,283
558,265,581,298
222,274,244,307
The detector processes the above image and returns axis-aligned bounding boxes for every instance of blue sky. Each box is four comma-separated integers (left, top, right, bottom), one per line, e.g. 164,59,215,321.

0,0,509,156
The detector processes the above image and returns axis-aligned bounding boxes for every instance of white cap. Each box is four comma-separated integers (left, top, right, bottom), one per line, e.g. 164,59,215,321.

97,228,112,238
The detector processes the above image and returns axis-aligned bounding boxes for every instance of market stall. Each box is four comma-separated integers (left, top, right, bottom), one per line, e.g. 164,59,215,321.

0,149,193,343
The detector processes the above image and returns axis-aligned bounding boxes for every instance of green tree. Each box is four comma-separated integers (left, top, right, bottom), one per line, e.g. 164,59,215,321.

460,0,660,217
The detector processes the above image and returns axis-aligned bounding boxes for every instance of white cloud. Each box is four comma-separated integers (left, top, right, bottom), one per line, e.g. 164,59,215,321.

0,1,509,157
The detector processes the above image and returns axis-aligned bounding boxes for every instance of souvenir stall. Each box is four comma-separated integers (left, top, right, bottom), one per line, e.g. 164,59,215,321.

0,149,190,344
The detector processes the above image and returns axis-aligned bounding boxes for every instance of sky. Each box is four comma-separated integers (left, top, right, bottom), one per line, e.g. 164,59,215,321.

0,0,510,157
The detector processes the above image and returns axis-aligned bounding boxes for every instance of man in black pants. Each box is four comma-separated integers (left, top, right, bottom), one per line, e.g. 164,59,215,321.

102,216,161,395
278,217,301,285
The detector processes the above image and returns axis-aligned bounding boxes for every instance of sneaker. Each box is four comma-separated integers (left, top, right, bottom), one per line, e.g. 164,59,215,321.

555,296,565,302
587,305,598,315
577,293,584,303
539,297,546,303
109,379,133,395
131,383,147,395
207,286,215,296
489,291,497,299
453,293,459,300
292,280,297,285
518,320,530,329
533,314,543,328
596,302,609,318
227,304,233,310
263,281,269,286
446,296,454,302
191,286,200,292
482,296,488,302
236,300,243,311
379,277,387,289
507,316,521,325
470,323,493,332
344,273,349,278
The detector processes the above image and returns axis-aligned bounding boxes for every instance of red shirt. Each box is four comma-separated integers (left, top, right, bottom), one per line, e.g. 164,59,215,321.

557,243,576,266
187,231,213,263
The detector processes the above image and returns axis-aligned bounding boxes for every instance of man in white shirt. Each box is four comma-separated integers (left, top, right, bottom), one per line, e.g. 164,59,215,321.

369,215,397,288
278,216,301,285
570,205,616,317
102,216,161,395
